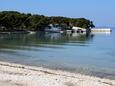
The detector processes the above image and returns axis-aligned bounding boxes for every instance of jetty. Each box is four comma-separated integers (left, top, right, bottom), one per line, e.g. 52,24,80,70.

91,28,112,32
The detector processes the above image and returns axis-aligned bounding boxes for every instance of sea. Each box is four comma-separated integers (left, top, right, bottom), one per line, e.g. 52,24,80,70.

0,28,115,79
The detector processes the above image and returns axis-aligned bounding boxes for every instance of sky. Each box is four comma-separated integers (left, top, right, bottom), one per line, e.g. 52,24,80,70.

0,0,115,27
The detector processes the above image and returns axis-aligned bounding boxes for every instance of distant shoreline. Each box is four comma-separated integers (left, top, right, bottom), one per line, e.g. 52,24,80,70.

0,11,95,33
0,61,115,86
0,31,31,34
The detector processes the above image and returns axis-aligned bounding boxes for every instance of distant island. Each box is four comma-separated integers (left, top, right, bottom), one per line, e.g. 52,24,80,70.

0,11,95,32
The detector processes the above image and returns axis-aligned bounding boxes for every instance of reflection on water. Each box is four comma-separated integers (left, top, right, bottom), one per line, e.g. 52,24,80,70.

0,32,94,50
0,31,115,79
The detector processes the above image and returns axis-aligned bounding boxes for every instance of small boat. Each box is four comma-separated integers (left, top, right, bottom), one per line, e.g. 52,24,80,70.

27,31,36,34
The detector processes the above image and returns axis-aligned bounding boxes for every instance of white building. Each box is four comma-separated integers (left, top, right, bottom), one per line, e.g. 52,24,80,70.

72,27,86,33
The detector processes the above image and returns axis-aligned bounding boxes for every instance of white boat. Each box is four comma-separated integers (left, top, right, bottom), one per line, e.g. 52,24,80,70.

27,31,36,34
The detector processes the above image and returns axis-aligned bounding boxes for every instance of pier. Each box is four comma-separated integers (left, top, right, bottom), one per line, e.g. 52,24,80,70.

91,28,112,32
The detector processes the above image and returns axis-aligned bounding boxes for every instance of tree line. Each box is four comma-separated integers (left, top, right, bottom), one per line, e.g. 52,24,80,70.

0,11,95,31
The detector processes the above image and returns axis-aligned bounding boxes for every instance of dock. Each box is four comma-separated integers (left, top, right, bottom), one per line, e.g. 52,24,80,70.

91,28,112,32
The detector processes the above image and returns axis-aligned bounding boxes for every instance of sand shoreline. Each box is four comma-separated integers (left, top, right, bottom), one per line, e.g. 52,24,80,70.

0,61,115,86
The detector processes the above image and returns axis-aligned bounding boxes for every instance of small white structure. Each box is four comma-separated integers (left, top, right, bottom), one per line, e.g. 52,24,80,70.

45,24,62,33
72,27,86,33
27,31,36,34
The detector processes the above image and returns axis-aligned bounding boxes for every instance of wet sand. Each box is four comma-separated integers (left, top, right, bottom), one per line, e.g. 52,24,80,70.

0,61,115,86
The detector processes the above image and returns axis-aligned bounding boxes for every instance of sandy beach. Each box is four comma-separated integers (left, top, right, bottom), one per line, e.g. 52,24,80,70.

0,61,115,86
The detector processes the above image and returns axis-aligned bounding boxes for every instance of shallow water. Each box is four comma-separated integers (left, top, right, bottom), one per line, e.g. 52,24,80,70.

0,29,115,79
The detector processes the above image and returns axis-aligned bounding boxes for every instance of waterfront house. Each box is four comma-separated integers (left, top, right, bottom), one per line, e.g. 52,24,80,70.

72,26,86,33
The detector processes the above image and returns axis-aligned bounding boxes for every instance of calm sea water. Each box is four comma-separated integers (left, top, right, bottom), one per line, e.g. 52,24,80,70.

0,29,115,79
